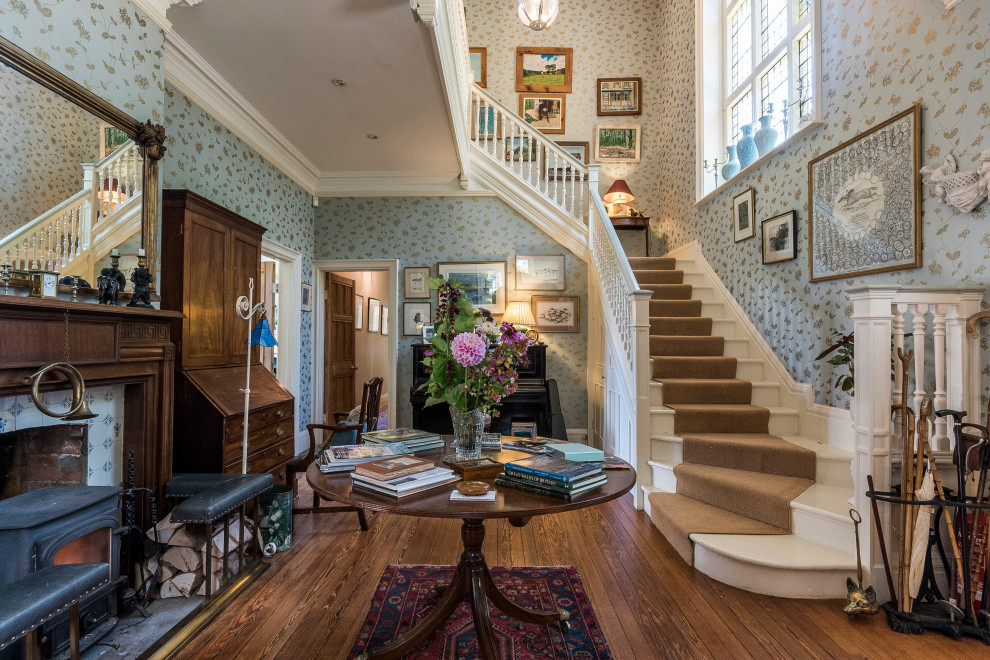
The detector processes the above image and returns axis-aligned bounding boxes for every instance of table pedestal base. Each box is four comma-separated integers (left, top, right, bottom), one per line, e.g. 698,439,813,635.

358,518,569,660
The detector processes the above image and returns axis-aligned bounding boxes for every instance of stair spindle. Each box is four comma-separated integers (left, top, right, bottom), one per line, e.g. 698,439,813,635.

910,305,928,442
931,304,948,444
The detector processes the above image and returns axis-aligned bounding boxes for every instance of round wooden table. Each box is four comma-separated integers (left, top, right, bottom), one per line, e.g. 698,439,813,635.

306,447,636,660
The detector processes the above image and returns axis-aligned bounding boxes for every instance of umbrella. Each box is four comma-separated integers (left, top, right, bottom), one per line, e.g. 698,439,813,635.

908,469,935,600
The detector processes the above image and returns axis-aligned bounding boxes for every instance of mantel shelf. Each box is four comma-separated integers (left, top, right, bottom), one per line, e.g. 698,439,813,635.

0,293,184,319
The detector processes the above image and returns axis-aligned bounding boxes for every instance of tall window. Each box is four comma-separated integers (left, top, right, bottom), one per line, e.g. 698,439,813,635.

697,0,819,198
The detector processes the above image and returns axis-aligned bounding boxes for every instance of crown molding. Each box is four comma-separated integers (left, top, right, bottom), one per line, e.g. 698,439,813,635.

314,171,492,197
164,31,322,194
130,0,172,31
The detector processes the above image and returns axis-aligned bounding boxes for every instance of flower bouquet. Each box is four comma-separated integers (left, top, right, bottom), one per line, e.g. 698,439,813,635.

418,276,532,459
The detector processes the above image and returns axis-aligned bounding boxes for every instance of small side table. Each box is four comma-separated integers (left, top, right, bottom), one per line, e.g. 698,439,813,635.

610,215,651,255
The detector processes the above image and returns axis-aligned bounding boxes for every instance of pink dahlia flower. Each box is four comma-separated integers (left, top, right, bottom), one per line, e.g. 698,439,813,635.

451,331,487,367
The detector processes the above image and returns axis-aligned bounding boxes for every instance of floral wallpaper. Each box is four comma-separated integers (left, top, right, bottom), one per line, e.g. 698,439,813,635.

652,0,990,408
163,84,316,433
0,0,165,124
315,196,589,430
0,64,101,239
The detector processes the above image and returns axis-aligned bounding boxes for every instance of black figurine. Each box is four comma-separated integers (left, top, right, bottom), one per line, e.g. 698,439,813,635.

127,264,153,308
97,267,119,305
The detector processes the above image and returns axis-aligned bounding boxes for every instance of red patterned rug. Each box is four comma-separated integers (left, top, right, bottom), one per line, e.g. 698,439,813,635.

348,564,613,659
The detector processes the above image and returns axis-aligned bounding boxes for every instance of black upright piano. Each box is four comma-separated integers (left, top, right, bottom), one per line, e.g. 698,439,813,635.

409,343,550,436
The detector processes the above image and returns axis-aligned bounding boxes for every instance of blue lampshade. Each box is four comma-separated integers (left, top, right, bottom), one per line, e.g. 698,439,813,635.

246,318,277,347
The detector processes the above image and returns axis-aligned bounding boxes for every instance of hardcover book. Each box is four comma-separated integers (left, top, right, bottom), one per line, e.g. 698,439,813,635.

494,474,606,500
363,428,442,445
505,454,603,483
353,455,436,481
322,442,410,465
351,467,456,492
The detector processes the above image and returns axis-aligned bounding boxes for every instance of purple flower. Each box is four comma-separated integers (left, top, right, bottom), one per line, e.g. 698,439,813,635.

451,332,487,367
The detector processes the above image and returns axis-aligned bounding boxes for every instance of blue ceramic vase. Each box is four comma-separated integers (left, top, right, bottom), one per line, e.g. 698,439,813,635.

721,146,740,181
736,124,758,168
754,115,778,156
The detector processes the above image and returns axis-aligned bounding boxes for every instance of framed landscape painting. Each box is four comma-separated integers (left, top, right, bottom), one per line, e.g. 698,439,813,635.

808,104,922,282
504,136,538,163
595,124,640,162
438,261,507,314
597,77,641,116
548,141,589,180
519,93,565,134
516,47,572,93
531,295,580,333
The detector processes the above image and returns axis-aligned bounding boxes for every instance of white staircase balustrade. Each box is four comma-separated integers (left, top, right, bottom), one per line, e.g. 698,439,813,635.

0,140,142,279
849,285,983,603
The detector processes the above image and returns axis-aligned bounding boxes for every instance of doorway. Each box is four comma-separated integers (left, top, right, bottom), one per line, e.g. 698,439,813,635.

261,239,303,453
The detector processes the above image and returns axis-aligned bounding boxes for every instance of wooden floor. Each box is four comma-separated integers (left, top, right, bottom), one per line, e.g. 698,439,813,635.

177,481,983,659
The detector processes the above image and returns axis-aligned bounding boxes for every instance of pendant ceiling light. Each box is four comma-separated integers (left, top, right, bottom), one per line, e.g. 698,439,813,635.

517,0,560,31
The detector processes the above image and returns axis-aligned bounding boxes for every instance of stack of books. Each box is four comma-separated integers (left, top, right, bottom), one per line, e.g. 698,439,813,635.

362,428,444,452
316,442,410,474
494,454,607,500
351,458,460,498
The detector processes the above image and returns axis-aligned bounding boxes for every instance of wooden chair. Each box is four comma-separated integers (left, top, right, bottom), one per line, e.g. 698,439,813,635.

334,376,384,432
283,422,369,530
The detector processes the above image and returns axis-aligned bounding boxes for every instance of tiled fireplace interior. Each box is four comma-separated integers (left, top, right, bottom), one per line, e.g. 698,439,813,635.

0,384,124,486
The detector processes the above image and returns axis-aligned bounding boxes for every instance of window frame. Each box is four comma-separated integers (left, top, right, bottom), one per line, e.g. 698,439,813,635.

695,0,822,204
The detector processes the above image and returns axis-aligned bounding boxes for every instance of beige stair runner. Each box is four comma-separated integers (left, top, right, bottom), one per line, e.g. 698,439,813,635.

629,256,816,565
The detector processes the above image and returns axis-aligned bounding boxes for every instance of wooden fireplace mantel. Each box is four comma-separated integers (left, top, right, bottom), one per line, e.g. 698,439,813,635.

0,294,183,522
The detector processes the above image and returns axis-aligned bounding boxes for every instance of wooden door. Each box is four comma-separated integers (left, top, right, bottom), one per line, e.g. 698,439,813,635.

260,261,276,373
324,273,356,421
227,227,262,366
181,211,228,368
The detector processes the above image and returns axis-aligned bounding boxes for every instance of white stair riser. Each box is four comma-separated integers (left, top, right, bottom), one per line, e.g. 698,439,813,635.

750,383,781,408
701,301,724,317
682,272,705,287
693,547,857,599
650,436,683,463
650,382,663,406
648,461,678,493
689,286,714,302
735,360,764,381
792,508,856,554
711,319,739,338
816,456,854,488
722,338,750,359
768,413,799,436
675,259,696,271
650,410,675,436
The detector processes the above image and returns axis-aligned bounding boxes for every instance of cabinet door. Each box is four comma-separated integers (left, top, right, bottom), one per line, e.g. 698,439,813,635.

227,227,262,365
182,212,228,368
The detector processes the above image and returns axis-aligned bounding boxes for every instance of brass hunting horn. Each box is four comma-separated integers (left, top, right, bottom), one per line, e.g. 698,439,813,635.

21,311,97,421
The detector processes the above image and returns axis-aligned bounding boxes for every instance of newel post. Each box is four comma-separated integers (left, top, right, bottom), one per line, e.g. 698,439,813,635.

848,286,897,603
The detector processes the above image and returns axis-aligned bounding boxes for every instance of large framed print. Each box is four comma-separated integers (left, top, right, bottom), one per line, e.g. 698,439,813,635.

808,104,922,282
519,93,565,134
531,295,580,333
762,212,797,264
515,47,572,93
515,255,566,291
438,261,507,314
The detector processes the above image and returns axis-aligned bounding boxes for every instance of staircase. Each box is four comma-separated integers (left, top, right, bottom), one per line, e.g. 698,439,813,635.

634,248,860,599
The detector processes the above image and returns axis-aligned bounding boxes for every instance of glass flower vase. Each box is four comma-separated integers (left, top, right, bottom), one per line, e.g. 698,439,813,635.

450,407,484,461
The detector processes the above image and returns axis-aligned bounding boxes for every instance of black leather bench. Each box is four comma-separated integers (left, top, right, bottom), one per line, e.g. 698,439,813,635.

167,473,273,597
0,562,109,660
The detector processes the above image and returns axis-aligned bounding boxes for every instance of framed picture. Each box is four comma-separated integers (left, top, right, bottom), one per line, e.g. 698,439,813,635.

515,255,566,291
368,298,381,333
808,104,922,282
515,47,572,93
597,77,641,116
404,302,432,336
404,266,431,299
762,212,797,264
547,141,589,180
472,104,501,140
504,136,538,162
301,281,312,312
469,47,487,88
595,124,641,162
355,294,364,330
99,122,130,159
422,325,436,340
733,188,755,242
531,295,580,333
438,261,507,314
381,307,389,336
519,93,565,134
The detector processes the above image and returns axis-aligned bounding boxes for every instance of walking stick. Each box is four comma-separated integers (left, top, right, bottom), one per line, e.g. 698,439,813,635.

936,408,978,623
868,474,897,608
897,348,914,612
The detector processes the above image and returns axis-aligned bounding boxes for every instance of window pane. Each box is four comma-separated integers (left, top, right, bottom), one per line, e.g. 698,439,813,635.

761,0,788,57
730,91,753,146
797,29,813,119
729,2,752,90
796,0,810,20
760,54,788,139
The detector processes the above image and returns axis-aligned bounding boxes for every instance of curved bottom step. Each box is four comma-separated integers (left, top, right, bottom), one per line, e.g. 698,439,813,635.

691,533,858,599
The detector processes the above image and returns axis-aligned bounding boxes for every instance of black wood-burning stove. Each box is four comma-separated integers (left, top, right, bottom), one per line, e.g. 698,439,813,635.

0,486,122,659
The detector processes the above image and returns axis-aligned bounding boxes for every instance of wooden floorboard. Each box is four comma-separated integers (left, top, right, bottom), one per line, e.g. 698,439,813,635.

175,482,986,659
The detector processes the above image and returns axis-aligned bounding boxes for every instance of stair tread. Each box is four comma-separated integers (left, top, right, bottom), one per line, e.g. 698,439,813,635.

791,483,856,521
691,532,858,569
780,435,854,460
666,403,770,414
648,492,787,538
674,462,812,493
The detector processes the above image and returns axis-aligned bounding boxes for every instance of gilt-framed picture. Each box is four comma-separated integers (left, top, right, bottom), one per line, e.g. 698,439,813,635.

516,47,572,93
301,282,312,312
469,47,487,88
597,77,641,116
404,266,431,299
404,302,432,336
808,104,922,282
519,93,565,134
368,298,381,333
733,188,755,242
438,261,507,314
595,124,640,162
355,294,364,330
531,295,580,333
762,212,796,264
515,255,566,291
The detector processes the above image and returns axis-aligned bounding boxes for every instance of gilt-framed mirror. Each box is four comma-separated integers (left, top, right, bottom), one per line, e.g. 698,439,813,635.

0,34,164,302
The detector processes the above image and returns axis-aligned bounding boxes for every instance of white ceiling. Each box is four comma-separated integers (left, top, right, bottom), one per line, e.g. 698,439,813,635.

168,0,461,185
